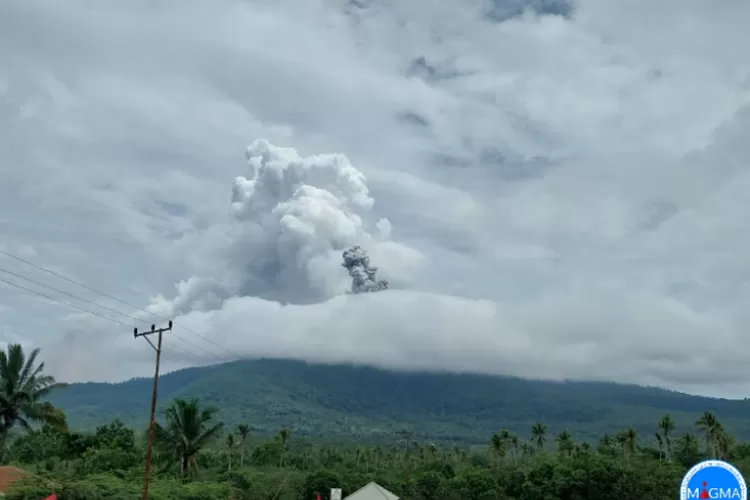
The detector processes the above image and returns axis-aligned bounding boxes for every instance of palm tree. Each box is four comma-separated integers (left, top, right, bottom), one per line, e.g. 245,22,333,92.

531,422,547,451
675,433,701,464
520,442,535,461
509,434,519,461
226,433,235,472
0,344,67,457
616,428,638,458
237,424,250,468
657,415,675,461
556,430,574,457
489,433,505,468
696,412,722,457
716,429,733,460
153,398,224,480
277,428,291,467
655,432,665,460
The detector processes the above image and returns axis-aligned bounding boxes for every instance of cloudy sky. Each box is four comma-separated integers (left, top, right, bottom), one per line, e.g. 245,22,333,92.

1,0,749,397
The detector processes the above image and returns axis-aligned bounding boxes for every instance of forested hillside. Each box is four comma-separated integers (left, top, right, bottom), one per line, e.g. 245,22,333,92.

47,359,750,444
1,344,748,499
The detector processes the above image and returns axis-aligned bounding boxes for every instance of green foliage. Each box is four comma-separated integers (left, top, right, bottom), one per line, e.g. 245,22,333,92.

302,470,341,500
5,349,750,499
4,402,750,499
153,398,224,479
47,359,750,443
5,473,240,500
0,343,67,460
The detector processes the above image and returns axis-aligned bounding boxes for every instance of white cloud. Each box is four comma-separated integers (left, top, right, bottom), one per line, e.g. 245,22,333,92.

1,0,749,397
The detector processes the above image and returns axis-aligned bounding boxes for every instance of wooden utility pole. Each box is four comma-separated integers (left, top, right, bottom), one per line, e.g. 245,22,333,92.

134,321,172,500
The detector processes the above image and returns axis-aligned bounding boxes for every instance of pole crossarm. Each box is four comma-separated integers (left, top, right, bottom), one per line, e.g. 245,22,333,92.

134,320,172,500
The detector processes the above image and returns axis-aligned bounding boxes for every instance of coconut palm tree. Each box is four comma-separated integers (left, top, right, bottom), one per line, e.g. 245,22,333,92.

509,434,519,461
556,430,575,457
655,433,665,460
489,433,505,468
153,398,224,480
237,424,250,468
0,344,67,458
531,422,547,451
521,442,535,461
226,433,235,472
674,433,701,465
657,414,675,461
716,428,733,460
617,428,638,458
696,412,722,457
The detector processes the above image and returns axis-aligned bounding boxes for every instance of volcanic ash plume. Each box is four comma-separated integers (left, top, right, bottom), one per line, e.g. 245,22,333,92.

342,245,388,293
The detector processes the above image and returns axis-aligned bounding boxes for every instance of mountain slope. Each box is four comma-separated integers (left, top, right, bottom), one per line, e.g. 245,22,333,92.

48,359,750,444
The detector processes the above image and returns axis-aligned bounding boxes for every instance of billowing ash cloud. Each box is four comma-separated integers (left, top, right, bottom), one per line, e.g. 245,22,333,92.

148,140,422,317
342,245,388,293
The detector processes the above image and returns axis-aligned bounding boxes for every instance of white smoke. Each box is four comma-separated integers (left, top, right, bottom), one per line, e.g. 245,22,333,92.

138,137,750,394
149,140,421,318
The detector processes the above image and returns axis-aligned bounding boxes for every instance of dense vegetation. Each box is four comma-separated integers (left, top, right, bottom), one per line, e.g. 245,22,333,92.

8,405,750,500
1,345,749,499
47,359,750,443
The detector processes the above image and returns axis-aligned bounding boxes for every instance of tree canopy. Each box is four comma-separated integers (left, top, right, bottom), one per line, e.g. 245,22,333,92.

1,345,748,499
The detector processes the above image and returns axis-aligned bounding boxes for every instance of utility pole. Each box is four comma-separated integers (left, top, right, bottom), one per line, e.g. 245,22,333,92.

134,321,172,500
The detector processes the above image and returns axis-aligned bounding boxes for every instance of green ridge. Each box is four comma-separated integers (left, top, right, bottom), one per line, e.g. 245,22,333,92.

48,358,750,444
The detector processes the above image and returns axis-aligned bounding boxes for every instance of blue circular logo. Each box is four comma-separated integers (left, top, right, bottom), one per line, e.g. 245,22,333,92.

680,460,747,500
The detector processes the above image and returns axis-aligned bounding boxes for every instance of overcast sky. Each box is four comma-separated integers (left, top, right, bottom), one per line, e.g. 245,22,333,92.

1,0,749,398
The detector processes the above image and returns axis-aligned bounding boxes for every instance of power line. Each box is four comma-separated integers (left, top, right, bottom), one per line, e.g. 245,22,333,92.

1,250,156,318
0,276,131,327
0,273,222,365
0,265,225,361
0,266,146,325
168,340,207,361
0,250,236,360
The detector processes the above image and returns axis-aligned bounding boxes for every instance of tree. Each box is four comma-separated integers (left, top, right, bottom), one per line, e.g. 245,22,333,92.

226,433,235,473
489,433,504,468
696,412,722,457
531,422,546,451
598,434,616,456
556,430,574,457
520,442,535,461
715,428,733,460
302,470,341,500
654,432,665,460
153,398,224,480
674,433,701,467
277,428,291,467
657,415,675,461
7,407,750,500
0,343,67,460
509,434,519,461
94,419,136,452
616,428,638,458
237,424,250,468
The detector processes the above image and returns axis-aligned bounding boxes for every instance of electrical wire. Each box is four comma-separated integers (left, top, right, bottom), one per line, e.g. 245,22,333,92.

0,272,213,363
0,275,131,328
0,249,237,361
0,266,145,324
0,264,224,361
